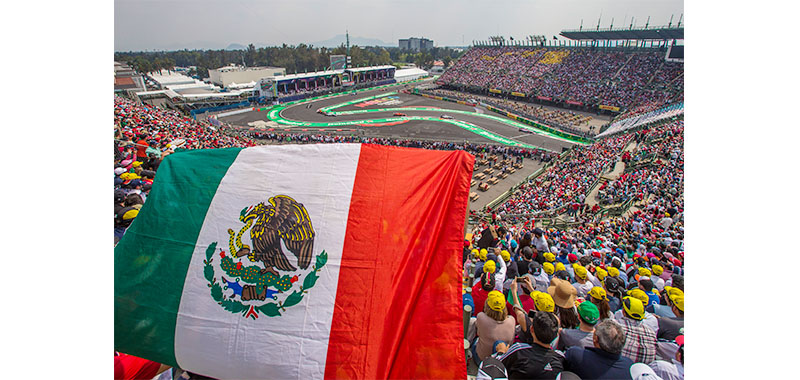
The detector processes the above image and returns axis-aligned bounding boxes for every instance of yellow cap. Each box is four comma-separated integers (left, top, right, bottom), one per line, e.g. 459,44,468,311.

487,290,505,311
574,265,588,280
596,268,608,281
664,286,684,304
639,267,652,277
589,286,607,301
627,289,649,304
122,209,139,220
555,262,566,272
471,249,479,255
544,252,556,262
608,267,620,277
479,249,488,261
652,265,663,276
500,250,510,262
531,291,555,313
672,295,684,312
483,260,496,274
543,262,555,275
132,161,143,168
623,296,646,320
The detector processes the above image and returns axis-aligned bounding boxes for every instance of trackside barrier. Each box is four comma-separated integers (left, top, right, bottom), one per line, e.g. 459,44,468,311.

413,89,594,144
190,101,250,119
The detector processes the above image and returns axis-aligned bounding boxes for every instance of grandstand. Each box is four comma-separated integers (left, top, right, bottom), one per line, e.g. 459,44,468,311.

439,27,683,121
254,65,397,103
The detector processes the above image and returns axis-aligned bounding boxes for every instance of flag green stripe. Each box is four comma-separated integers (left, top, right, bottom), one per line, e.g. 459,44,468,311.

114,147,243,367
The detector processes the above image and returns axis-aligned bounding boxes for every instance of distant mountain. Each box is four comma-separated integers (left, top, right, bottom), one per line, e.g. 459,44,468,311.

225,43,248,51
310,34,393,48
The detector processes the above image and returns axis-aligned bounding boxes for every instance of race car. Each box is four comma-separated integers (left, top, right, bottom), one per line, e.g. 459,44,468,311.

393,112,407,116
440,114,454,119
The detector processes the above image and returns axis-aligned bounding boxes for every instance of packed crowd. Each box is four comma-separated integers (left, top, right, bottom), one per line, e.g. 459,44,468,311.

598,122,684,207
113,96,256,244
495,134,633,216
462,153,685,378
426,88,596,133
437,46,684,110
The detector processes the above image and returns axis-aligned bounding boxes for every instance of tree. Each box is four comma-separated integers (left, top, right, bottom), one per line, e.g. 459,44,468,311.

443,56,452,68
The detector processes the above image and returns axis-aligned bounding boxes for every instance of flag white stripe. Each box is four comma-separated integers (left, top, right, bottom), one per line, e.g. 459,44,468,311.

173,143,362,380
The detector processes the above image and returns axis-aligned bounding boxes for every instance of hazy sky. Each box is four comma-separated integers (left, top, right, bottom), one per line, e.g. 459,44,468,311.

115,0,684,51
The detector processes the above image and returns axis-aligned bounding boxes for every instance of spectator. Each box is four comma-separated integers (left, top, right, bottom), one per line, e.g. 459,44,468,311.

473,290,516,365
587,286,612,320
656,295,684,341
549,278,580,329
649,335,684,380
572,265,594,298
556,301,599,351
563,318,634,380
618,297,657,364
495,311,565,379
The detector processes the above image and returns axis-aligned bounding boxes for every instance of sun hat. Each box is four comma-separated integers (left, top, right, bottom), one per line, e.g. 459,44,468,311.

531,291,555,313
486,290,505,312
622,296,646,320
577,300,600,325
548,278,577,309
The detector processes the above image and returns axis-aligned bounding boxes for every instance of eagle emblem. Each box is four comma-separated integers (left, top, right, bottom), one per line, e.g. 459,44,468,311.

203,195,327,319
235,195,316,277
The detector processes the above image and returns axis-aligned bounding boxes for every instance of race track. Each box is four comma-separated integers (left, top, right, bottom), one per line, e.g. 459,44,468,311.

218,83,582,153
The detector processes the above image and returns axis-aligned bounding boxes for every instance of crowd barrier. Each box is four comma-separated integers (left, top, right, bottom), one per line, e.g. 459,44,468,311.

190,101,251,119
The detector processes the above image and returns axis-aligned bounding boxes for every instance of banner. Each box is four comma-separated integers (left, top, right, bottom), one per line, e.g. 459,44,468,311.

598,105,620,112
489,88,502,94
115,144,472,380
511,92,526,97
536,96,552,101
566,100,583,106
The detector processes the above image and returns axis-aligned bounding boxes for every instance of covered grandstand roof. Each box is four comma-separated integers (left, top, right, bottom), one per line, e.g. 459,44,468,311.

274,69,344,82
559,26,683,40
346,65,396,73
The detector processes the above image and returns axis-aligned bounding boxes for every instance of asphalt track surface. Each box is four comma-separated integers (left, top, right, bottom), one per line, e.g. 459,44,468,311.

219,85,579,152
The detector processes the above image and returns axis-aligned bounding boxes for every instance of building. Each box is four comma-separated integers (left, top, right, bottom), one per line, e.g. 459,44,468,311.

114,61,146,93
428,60,446,75
398,37,434,51
208,64,286,88
394,68,428,83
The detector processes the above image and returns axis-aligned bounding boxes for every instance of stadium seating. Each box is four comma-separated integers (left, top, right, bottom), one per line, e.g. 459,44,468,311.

437,46,683,111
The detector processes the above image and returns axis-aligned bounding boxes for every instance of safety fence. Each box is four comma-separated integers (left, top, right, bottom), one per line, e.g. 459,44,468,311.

190,101,251,119
413,89,593,145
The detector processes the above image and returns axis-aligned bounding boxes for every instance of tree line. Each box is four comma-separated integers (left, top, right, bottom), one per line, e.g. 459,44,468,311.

115,44,464,79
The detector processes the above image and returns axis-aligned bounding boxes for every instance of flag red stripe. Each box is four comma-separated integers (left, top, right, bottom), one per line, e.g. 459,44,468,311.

325,144,473,379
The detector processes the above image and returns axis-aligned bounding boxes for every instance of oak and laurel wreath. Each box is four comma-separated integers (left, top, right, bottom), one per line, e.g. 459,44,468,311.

203,242,328,318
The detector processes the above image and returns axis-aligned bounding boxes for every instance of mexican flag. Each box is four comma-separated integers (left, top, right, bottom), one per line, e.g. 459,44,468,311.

115,143,473,380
